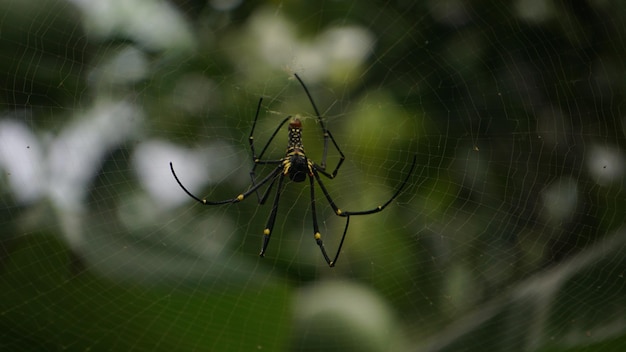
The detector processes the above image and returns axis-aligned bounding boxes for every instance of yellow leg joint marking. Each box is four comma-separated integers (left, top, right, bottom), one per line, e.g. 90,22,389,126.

236,194,244,201
336,209,342,215
314,232,322,240
263,228,270,236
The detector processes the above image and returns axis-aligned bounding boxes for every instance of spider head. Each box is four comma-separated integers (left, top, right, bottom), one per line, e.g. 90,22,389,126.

289,118,302,129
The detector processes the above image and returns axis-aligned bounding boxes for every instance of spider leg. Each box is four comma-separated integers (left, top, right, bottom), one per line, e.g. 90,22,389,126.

314,129,345,179
309,172,332,265
310,168,345,217
309,172,350,267
294,73,345,177
331,216,350,267
294,74,327,159
248,98,291,201
294,74,329,170
259,172,286,257
313,155,416,216
306,156,415,265
249,159,282,203
254,168,281,205
249,101,291,163
343,155,416,215
170,162,282,205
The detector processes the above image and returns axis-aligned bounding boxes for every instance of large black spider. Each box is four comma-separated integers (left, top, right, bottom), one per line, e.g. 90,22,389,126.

170,74,416,267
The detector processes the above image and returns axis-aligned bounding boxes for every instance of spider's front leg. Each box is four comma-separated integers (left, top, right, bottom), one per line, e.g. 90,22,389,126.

293,73,346,178
247,99,291,202
169,162,282,205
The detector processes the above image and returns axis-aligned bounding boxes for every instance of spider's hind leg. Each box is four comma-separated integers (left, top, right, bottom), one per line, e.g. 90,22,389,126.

308,172,350,267
259,173,286,257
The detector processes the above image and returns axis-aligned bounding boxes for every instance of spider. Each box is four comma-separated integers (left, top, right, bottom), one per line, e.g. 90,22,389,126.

170,74,416,267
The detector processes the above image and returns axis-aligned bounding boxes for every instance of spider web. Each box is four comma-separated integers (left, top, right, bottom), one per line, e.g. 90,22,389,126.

1,1,626,351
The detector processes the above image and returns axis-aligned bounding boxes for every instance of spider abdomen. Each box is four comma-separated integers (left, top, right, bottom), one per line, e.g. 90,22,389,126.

284,150,309,182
